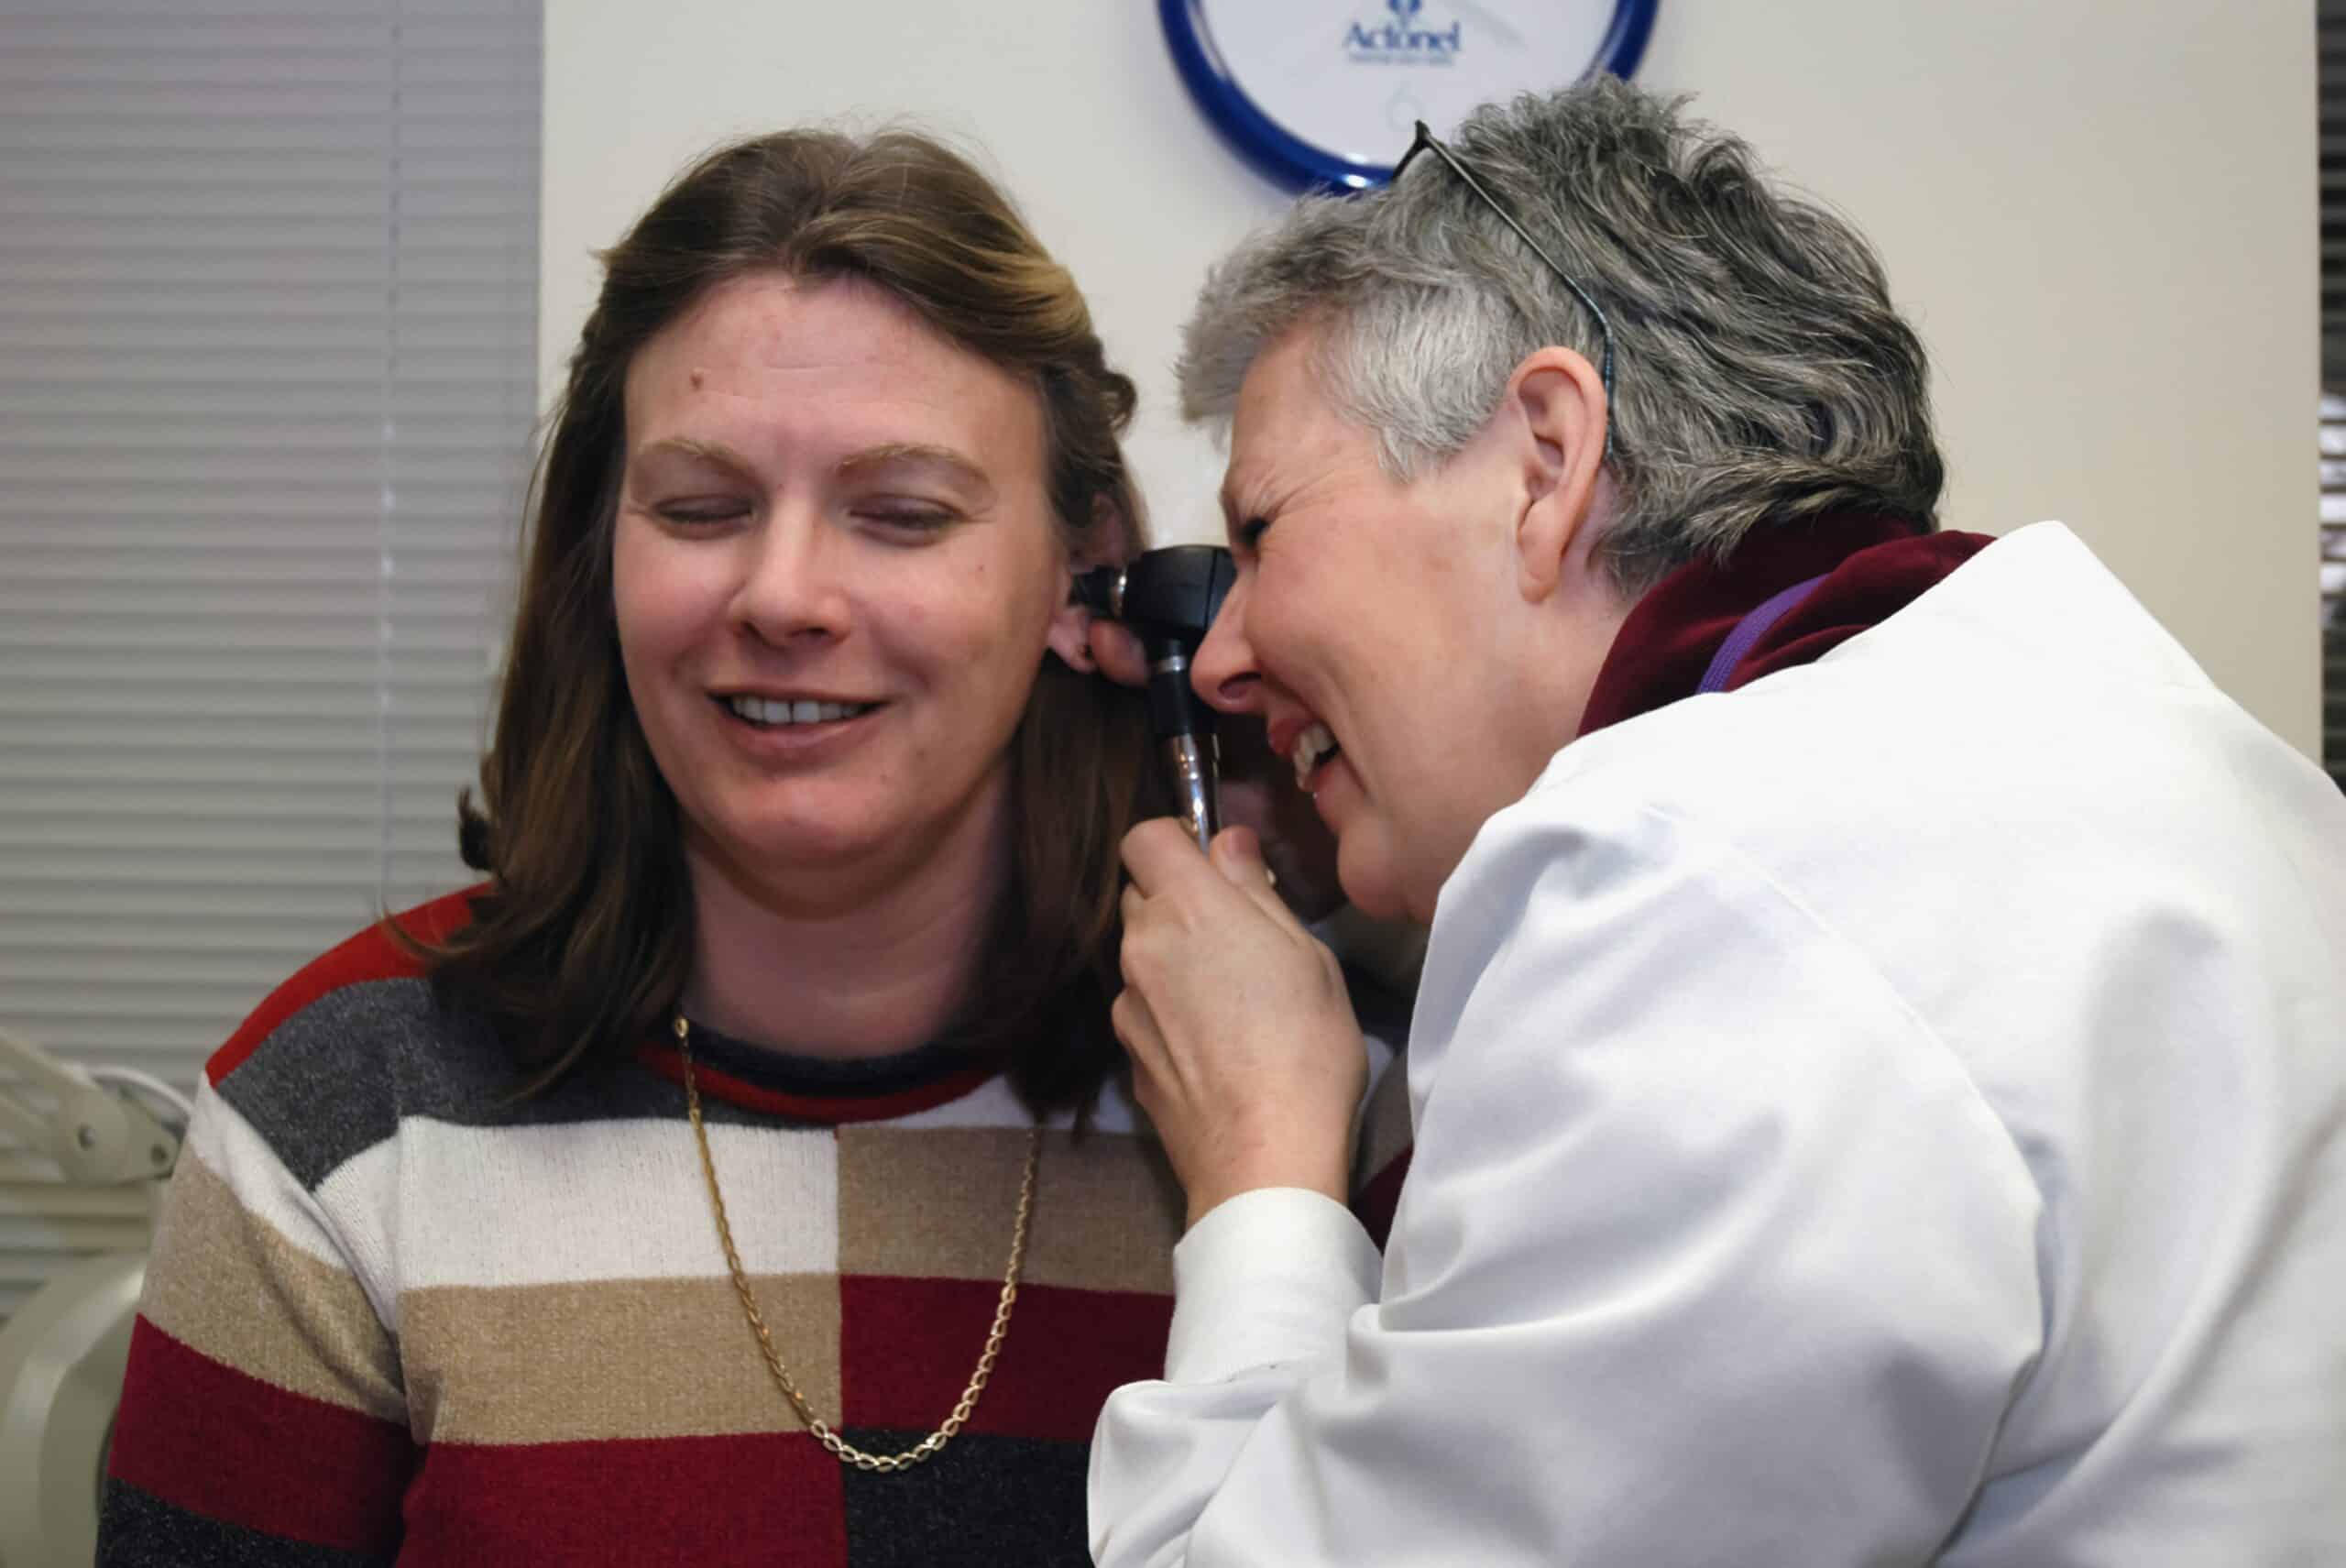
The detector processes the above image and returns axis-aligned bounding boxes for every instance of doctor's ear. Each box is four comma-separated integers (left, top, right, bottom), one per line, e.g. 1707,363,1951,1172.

1507,345,1608,603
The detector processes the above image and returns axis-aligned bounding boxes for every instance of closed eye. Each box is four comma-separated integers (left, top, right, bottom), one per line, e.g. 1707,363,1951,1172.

855,502,959,533
654,498,751,526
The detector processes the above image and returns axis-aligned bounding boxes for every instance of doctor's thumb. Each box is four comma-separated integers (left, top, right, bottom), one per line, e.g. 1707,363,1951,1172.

1207,825,1267,888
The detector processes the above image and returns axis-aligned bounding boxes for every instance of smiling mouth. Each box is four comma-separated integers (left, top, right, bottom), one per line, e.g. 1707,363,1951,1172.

1292,721,1341,791
719,695,878,729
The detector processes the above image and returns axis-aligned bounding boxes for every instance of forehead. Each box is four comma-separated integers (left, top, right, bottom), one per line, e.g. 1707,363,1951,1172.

1222,328,1382,519
625,272,1046,468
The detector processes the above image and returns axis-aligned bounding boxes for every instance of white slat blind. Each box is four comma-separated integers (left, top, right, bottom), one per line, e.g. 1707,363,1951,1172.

2321,3,2345,789
2319,395,2343,784
0,0,541,1321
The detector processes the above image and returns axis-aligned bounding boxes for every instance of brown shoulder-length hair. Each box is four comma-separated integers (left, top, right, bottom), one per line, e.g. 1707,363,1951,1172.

404,128,1159,1113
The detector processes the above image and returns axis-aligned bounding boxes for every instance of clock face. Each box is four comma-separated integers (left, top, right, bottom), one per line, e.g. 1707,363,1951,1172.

1165,0,1657,190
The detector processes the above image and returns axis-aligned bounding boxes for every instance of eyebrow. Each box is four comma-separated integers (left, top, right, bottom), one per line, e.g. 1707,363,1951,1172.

630,437,995,501
1219,470,1268,544
631,436,756,473
834,443,994,501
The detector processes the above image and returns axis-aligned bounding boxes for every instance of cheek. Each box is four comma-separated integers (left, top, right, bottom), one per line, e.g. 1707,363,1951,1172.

612,532,727,668
608,550,659,685
965,605,1052,700
907,544,1059,674
1270,594,1364,707
609,529,672,647
876,593,1044,736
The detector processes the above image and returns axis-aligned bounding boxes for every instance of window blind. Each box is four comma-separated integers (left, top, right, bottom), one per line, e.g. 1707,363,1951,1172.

0,0,541,1322
2319,2,2345,788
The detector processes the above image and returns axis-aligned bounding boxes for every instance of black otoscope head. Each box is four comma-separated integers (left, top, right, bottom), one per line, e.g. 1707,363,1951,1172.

1070,544,1233,654
1071,545,1235,850
1071,544,1234,734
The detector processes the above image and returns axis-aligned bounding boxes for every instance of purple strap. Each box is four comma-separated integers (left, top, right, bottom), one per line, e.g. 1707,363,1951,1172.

1697,574,1827,695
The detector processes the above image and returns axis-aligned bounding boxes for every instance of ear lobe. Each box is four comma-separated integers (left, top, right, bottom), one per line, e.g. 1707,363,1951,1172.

1507,346,1607,605
1044,565,1096,672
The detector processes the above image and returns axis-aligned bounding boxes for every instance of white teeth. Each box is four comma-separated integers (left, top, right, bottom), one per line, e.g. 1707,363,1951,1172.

727,696,867,727
1291,722,1337,791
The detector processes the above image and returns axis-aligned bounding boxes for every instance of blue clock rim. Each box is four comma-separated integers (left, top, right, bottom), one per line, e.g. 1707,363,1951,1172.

1161,0,1658,192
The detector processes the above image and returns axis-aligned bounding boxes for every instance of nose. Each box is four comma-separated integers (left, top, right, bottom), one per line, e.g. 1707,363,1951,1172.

1190,571,1263,716
731,509,852,647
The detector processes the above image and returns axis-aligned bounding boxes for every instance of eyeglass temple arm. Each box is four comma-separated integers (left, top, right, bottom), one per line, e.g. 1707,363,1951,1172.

1404,121,1616,457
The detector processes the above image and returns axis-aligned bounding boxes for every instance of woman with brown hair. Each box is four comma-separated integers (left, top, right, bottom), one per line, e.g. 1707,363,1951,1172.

98,128,1181,1566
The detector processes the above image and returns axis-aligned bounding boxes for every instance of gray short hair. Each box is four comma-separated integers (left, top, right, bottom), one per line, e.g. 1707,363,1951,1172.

1178,77,1945,594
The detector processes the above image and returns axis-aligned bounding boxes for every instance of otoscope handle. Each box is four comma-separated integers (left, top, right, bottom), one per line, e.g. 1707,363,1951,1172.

1162,733,1218,853
1146,637,1218,853
1071,547,1236,857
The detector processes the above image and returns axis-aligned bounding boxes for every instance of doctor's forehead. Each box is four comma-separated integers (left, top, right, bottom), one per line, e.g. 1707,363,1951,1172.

1219,360,1395,547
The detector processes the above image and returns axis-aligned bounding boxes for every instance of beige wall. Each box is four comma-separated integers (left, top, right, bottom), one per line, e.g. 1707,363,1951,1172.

543,0,2318,754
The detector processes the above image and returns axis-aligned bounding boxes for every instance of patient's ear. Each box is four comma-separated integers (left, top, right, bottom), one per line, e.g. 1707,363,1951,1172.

1046,584,1095,673
1047,506,1120,672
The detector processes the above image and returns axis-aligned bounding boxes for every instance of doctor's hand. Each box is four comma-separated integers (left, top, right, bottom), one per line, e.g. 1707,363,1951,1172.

1115,818,1367,1229
1085,617,1348,921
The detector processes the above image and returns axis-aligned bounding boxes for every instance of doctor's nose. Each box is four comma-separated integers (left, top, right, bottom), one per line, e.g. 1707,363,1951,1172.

1191,576,1262,717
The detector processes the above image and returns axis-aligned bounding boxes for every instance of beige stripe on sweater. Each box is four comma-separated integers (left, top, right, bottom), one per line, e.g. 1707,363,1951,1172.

399,1272,843,1445
141,1149,404,1422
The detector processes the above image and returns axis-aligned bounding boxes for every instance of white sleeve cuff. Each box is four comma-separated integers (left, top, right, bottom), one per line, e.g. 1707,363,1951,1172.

1163,1186,1382,1385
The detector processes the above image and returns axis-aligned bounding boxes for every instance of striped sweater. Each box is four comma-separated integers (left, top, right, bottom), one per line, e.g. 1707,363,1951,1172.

97,892,1194,1566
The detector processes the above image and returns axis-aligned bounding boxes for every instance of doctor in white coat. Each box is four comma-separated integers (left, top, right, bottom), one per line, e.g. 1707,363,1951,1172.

1090,78,2346,1566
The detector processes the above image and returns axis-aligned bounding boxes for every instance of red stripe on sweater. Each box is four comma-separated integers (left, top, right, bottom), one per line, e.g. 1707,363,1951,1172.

207,886,483,1085
839,1277,1173,1442
108,1316,414,1554
400,1431,845,1563
635,1046,1002,1124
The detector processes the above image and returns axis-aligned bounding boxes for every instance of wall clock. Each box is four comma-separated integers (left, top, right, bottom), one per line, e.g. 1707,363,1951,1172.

1163,0,1659,191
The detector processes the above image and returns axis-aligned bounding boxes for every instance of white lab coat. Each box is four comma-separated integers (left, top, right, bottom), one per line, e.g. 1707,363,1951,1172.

1091,523,2346,1567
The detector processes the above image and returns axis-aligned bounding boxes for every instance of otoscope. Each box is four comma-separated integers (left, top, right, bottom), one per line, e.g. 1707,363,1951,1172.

1071,545,1236,853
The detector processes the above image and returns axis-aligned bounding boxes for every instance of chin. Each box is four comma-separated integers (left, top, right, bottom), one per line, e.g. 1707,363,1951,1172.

692,815,885,880
1334,845,1410,923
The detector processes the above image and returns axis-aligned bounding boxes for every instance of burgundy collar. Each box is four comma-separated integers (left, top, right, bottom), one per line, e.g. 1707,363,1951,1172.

1577,513,1993,738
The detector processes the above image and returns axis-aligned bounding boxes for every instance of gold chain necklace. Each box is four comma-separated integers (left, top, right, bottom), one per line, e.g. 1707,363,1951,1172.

675,1013,1040,1473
